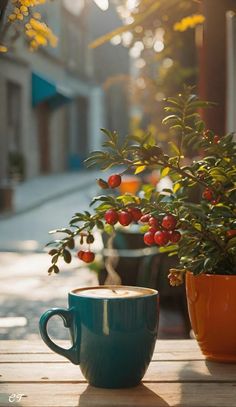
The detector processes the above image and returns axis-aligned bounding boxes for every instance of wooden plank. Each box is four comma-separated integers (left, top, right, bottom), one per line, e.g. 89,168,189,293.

0,339,201,355
1,382,236,407
1,360,236,383
0,354,68,363
0,340,71,354
0,350,205,363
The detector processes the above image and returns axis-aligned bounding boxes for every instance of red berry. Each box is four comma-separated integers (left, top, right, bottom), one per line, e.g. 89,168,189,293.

108,174,122,188
144,231,155,246
77,250,84,260
104,209,118,225
154,230,169,246
148,217,159,228
211,197,220,205
226,230,236,239
202,188,214,201
169,230,181,243
118,210,132,226
128,207,142,222
161,214,177,231
213,135,220,144
81,251,95,263
140,214,151,223
149,227,158,234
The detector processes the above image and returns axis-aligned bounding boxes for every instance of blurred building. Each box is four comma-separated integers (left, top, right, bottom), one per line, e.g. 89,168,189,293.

0,0,130,211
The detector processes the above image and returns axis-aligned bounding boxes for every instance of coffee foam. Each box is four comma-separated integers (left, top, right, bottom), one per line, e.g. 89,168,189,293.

72,285,156,299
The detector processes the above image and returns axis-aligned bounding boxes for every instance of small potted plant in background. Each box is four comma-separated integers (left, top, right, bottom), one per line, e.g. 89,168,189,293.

47,86,236,362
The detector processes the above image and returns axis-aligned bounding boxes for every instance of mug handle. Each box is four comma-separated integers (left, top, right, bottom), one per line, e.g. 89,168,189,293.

39,308,79,364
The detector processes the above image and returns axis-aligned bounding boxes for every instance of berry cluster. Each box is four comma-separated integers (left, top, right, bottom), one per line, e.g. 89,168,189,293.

77,233,95,264
203,130,221,145
104,207,142,226
141,214,181,247
202,187,220,205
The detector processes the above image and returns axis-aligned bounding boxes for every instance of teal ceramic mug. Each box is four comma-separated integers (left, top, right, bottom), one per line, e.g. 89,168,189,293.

39,285,159,388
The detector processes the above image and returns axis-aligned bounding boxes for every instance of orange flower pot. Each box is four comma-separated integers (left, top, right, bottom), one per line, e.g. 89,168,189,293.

186,272,236,362
119,176,141,195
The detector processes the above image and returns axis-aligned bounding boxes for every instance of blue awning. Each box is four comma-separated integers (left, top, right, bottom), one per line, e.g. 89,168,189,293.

32,72,73,108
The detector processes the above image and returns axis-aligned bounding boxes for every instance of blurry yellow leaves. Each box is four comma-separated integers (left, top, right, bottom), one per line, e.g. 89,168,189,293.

26,18,58,50
194,223,202,231
173,183,181,193
6,0,57,52
174,14,205,32
0,45,8,53
161,167,170,177
135,165,147,175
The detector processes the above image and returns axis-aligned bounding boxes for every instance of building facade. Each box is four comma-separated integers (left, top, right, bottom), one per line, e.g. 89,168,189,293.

0,0,130,211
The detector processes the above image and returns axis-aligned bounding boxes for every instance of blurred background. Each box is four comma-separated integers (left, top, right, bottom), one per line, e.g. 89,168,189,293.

0,0,236,340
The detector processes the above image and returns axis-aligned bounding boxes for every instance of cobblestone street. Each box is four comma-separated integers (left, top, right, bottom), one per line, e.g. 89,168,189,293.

0,252,98,340
0,171,102,340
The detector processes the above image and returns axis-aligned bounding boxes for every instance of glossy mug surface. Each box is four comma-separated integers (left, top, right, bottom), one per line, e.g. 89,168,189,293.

39,285,159,388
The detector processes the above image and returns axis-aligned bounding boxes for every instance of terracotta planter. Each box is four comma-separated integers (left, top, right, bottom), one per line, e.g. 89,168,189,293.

186,272,236,362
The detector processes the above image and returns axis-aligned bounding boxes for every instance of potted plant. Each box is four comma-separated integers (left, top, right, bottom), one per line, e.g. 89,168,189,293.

47,86,236,362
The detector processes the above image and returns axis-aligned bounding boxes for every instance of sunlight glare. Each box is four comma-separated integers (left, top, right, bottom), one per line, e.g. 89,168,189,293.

93,0,109,11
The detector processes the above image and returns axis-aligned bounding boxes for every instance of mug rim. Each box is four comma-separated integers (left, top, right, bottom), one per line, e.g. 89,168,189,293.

70,285,158,299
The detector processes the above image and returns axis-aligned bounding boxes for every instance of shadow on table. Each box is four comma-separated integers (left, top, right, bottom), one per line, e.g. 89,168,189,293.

78,383,170,407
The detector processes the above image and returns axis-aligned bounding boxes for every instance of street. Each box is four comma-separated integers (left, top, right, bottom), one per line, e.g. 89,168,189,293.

0,172,102,340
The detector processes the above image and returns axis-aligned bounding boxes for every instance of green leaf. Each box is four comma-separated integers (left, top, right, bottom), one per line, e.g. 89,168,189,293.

162,115,182,126
164,97,184,107
226,237,236,250
90,195,113,206
159,244,178,253
52,254,59,264
53,265,60,274
48,265,59,275
67,238,75,250
187,100,216,109
49,228,72,235
203,257,214,270
96,220,104,230
168,141,181,156
63,249,72,264
48,249,58,256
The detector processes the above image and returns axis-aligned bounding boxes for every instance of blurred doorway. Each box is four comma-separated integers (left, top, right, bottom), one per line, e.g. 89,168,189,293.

37,102,50,174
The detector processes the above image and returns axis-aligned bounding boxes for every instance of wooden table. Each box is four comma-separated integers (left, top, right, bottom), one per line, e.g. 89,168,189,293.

0,340,236,406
